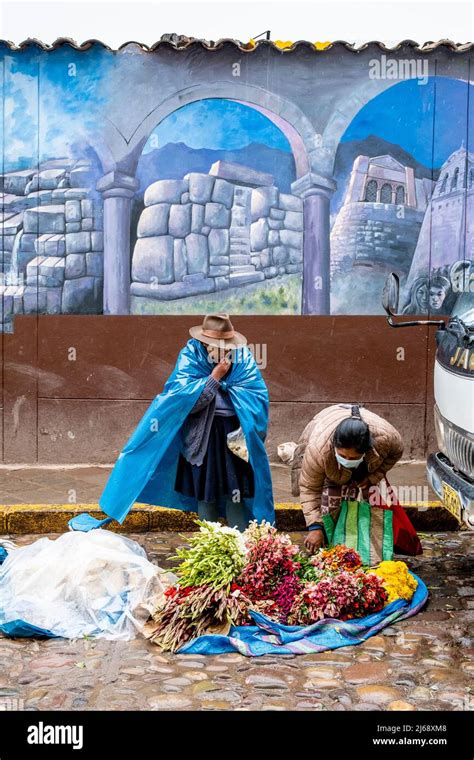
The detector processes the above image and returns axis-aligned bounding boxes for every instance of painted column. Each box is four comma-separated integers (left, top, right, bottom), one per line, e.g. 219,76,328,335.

405,165,416,208
292,172,336,315
96,170,140,315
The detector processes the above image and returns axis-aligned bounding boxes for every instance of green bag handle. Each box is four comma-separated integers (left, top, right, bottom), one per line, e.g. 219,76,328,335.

382,507,394,561
333,499,349,547
356,498,372,565
322,513,335,544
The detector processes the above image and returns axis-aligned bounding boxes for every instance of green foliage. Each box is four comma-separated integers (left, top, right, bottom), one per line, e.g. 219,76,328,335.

131,274,302,315
294,552,321,582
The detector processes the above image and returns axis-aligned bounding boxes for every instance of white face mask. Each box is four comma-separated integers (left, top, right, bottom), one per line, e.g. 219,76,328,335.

335,451,364,469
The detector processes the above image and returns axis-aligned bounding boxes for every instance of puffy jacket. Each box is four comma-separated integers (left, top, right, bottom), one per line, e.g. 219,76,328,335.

291,404,404,527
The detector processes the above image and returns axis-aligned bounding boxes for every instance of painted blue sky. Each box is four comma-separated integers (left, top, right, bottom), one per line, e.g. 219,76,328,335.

143,98,292,153
342,76,474,169
1,47,111,171
1,55,472,176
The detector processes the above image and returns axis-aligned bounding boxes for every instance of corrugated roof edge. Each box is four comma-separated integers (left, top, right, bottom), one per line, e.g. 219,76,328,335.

0,37,472,53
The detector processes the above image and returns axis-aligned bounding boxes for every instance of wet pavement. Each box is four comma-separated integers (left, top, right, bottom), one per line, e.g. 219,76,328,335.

0,529,472,712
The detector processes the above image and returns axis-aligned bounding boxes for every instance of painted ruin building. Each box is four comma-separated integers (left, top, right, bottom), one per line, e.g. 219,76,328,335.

406,144,474,287
330,154,434,277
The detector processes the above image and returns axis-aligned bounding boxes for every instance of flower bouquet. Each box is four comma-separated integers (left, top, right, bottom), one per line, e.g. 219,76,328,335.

372,560,418,604
147,520,417,652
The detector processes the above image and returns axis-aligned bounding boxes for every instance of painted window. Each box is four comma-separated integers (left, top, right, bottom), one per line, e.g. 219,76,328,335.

451,167,459,190
380,183,393,204
364,179,378,202
395,185,405,204
440,174,449,193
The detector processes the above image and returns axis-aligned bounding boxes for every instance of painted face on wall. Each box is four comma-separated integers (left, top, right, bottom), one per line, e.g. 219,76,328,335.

415,282,429,312
429,287,447,310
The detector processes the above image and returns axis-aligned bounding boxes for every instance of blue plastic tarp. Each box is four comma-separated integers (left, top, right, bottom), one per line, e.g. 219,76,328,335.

0,619,58,638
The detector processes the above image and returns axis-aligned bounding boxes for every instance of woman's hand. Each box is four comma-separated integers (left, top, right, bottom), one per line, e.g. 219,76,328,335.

304,529,325,554
211,356,231,381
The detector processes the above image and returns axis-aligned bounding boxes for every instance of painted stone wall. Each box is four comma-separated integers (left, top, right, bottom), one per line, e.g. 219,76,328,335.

130,166,303,304
1,160,104,331
330,202,425,275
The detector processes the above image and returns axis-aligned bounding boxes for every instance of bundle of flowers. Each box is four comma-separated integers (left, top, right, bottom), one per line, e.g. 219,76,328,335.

147,583,254,652
309,545,363,575
287,570,388,624
170,520,247,590
236,521,300,602
148,520,418,651
372,560,418,604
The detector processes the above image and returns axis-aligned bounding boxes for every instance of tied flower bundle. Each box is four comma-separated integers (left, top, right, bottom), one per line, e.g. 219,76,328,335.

294,545,362,583
171,520,247,590
288,570,387,624
148,583,253,652
372,560,418,605
234,521,305,621
236,521,300,605
309,545,362,575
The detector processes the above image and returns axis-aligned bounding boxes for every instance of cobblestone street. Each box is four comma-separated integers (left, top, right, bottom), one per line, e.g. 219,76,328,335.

0,530,472,712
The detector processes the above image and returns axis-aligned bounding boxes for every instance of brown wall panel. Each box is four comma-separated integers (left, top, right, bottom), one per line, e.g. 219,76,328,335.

38,399,150,464
2,314,434,465
38,398,428,466
3,317,38,463
36,315,429,404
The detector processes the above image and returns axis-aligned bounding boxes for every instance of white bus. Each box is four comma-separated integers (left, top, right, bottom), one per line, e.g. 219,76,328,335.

383,273,474,530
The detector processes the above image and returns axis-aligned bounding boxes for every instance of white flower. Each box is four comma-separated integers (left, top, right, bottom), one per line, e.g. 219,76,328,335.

198,520,247,556
199,521,223,532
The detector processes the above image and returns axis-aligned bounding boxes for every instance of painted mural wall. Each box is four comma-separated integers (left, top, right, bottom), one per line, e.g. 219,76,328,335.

0,41,472,331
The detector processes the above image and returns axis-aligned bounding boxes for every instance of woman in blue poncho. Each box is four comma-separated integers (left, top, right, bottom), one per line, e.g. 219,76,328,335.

173,313,259,531
77,312,275,533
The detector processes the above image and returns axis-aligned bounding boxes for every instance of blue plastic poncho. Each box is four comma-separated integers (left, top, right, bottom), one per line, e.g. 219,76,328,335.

70,339,274,531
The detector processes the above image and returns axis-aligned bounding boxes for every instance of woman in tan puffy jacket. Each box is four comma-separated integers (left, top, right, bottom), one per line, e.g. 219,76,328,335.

291,404,404,554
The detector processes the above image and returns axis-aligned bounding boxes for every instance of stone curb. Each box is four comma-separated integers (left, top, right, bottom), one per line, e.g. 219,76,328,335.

0,500,462,534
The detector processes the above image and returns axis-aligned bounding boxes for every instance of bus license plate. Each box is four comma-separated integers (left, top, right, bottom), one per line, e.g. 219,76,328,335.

442,482,462,523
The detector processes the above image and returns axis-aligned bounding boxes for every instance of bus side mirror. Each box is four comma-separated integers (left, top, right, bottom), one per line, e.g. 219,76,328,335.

382,272,400,317
381,272,446,329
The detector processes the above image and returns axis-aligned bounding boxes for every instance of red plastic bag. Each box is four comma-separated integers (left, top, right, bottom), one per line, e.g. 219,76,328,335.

378,478,423,556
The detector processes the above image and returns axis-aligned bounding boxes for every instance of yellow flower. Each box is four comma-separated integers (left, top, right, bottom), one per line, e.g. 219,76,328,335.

372,561,417,605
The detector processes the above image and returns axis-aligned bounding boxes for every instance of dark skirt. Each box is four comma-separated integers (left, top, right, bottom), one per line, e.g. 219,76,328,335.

174,414,255,503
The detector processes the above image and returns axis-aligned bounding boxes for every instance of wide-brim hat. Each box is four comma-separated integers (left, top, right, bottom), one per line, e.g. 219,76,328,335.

189,313,247,349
